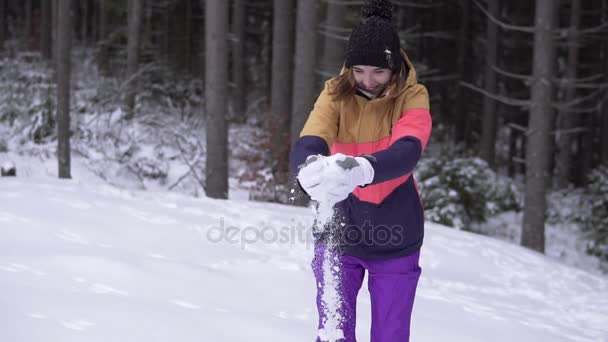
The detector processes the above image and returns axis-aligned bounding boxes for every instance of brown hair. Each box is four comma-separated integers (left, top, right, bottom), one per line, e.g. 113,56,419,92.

327,66,406,102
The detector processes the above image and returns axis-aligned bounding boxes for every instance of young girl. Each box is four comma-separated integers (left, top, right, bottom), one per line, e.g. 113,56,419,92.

290,0,432,341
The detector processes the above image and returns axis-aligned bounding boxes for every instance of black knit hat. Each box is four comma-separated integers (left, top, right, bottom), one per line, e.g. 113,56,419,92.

345,0,401,72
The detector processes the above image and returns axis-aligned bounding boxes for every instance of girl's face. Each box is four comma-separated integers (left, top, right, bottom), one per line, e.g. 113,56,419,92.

352,65,393,96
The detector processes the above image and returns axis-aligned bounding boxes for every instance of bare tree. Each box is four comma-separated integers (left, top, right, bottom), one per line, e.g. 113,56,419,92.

52,0,59,76
0,0,6,50
205,0,229,199
555,0,581,187
99,0,107,41
40,0,52,59
454,0,471,143
522,0,559,253
24,0,32,45
79,0,89,43
603,26,608,166
290,0,319,146
57,0,72,179
479,0,499,167
125,0,142,120
270,0,295,181
231,0,246,121
174,0,193,73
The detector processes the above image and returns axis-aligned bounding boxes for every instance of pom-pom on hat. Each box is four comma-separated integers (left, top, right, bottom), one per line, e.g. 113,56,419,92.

344,0,401,72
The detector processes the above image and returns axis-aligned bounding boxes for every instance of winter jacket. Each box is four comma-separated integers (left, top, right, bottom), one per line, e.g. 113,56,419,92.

290,50,432,260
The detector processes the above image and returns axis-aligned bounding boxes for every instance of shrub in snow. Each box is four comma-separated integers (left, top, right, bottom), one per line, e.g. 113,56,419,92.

235,120,291,204
547,166,608,270
415,146,521,230
581,166,608,265
1,161,16,176
0,52,56,144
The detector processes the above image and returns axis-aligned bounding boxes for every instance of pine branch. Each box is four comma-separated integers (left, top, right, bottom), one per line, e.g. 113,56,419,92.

552,88,603,111
460,81,531,107
316,29,350,41
492,65,533,82
472,0,535,33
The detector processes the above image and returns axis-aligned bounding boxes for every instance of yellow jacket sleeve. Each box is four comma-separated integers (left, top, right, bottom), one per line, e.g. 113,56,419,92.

299,81,340,148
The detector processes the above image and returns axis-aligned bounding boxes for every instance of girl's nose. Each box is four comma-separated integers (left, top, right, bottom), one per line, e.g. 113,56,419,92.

363,75,374,89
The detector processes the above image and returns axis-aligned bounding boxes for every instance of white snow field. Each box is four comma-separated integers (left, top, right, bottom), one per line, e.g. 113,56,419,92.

1,177,607,342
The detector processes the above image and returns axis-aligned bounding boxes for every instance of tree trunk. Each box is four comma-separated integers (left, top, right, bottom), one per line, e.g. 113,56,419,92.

80,0,89,43
99,0,107,41
174,0,190,72
39,0,52,58
602,27,608,166
52,0,59,76
479,0,499,167
125,0,142,120
205,0,229,199
290,0,318,145
97,0,110,74
454,0,471,143
24,0,32,46
161,4,170,64
57,0,72,179
522,0,558,253
320,0,346,77
231,0,246,120
555,0,581,188
185,0,193,73
270,0,295,186
0,0,6,50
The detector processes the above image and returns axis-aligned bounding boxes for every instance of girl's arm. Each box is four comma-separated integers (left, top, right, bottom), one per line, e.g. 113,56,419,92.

290,82,339,175
363,84,432,185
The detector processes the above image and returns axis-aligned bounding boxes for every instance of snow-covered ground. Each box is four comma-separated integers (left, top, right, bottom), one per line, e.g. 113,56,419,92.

1,175,607,342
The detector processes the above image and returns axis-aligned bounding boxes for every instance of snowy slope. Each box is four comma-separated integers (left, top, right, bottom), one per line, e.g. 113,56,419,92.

1,177,607,342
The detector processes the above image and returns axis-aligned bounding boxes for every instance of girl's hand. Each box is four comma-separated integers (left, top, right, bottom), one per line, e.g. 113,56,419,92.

297,155,330,201
321,153,375,203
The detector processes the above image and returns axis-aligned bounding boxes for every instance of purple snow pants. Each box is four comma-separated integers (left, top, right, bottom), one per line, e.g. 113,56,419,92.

312,243,422,342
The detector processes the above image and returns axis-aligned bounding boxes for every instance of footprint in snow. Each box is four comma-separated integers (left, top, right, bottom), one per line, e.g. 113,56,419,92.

0,263,28,273
120,206,179,225
27,313,47,319
89,283,129,297
59,319,94,331
170,300,200,310
50,196,92,210
0,211,31,224
57,229,89,245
